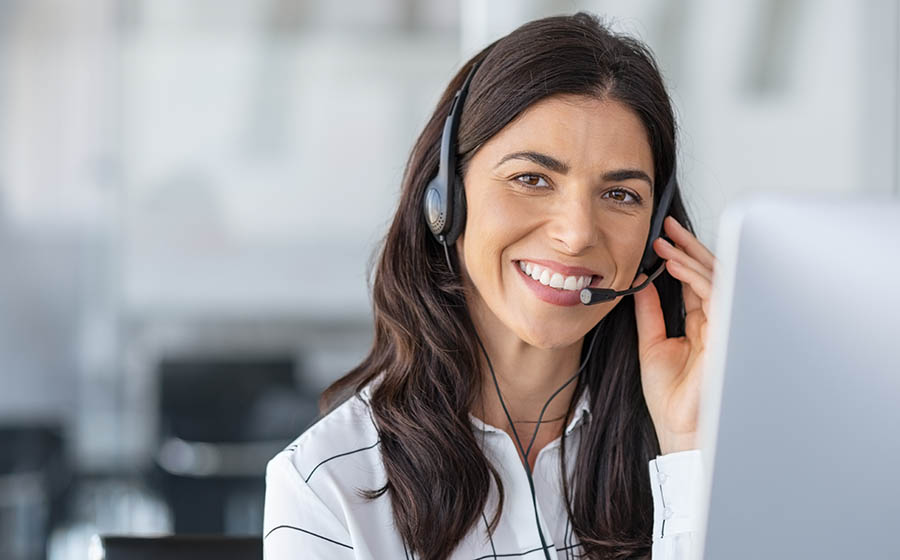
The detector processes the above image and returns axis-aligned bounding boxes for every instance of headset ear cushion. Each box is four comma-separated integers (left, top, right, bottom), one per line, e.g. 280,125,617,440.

444,176,467,246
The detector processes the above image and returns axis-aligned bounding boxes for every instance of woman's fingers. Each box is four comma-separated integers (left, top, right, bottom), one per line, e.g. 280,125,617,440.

654,237,712,283
641,217,717,349
666,259,711,317
680,276,702,315
675,272,709,350
632,273,669,354
664,216,717,271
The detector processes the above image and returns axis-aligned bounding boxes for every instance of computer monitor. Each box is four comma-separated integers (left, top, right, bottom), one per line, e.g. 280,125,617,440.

696,195,900,559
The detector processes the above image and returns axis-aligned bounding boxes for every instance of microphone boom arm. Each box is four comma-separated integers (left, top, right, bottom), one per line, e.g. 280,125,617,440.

579,259,668,305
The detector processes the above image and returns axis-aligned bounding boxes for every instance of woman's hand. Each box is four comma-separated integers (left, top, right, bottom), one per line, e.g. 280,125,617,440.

632,216,718,455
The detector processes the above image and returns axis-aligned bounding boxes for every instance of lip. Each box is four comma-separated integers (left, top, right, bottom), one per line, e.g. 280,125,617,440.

517,258,601,278
513,260,604,307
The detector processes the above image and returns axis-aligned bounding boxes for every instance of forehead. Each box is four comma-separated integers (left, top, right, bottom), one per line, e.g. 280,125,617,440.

475,94,654,180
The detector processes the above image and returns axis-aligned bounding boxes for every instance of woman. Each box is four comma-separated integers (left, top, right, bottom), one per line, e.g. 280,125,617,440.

265,12,716,560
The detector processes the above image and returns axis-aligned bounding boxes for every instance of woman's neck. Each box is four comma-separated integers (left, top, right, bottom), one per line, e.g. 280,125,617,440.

468,301,584,469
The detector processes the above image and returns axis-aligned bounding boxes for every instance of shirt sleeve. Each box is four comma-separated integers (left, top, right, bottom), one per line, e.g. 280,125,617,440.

648,449,704,560
263,452,357,560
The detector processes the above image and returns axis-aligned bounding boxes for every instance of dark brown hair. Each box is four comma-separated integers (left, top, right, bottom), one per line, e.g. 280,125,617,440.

321,12,693,560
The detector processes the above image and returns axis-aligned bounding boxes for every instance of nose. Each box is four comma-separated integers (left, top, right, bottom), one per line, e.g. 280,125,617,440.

547,191,598,255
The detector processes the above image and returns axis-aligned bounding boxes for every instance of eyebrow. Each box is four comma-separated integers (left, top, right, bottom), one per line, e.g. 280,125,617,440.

493,150,654,193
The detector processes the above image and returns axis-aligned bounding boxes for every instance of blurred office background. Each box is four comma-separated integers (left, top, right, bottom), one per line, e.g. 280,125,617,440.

0,0,898,558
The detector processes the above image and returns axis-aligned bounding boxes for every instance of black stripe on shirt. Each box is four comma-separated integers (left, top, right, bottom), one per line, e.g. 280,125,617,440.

557,542,583,554
563,519,585,558
263,524,353,549
302,440,382,483
481,511,498,560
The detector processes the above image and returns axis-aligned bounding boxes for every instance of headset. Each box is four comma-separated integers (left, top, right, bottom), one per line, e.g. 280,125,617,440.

422,57,679,559
423,62,677,303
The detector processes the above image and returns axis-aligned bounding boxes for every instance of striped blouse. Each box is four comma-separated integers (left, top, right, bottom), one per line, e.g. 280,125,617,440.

264,383,703,559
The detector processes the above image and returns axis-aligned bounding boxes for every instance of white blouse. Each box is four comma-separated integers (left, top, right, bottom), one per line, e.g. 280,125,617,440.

264,384,703,559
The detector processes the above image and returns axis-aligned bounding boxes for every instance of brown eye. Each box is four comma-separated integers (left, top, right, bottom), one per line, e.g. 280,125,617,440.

513,174,549,189
604,188,640,205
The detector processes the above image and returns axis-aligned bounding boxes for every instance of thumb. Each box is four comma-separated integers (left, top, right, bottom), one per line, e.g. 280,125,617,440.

632,273,667,355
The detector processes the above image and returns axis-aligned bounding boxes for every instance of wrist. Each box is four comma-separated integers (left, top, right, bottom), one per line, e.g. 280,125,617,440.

658,432,698,455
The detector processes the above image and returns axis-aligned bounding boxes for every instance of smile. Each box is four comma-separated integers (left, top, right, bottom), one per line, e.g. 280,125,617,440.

516,260,596,292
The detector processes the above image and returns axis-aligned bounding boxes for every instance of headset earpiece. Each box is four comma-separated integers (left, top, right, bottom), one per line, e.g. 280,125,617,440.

638,167,678,275
424,62,480,245
444,176,467,245
424,174,449,241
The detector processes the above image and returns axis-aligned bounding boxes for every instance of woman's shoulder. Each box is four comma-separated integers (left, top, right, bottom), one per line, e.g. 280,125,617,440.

264,385,387,554
267,384,383,492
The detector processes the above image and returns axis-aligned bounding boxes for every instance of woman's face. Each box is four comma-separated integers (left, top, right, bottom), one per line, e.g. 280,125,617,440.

457,94,655,349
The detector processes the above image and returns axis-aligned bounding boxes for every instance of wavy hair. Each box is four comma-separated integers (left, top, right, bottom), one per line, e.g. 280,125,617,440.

321,12,694,560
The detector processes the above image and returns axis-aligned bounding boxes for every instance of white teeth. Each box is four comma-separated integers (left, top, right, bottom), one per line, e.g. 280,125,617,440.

517,261,594,292
549,273,564,288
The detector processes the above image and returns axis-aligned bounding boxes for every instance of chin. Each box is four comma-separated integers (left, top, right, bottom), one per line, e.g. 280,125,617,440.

514,303,600,344
515,322,589,350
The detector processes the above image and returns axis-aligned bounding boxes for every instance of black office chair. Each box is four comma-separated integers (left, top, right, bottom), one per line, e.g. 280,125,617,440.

155,355,317,534
91,535,262,560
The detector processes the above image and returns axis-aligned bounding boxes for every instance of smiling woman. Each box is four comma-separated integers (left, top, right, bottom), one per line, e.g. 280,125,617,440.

264,11,715,560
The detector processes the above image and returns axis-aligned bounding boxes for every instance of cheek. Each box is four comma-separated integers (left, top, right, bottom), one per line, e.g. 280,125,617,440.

468,191,526,237
609,216,652,281
463,191,529,270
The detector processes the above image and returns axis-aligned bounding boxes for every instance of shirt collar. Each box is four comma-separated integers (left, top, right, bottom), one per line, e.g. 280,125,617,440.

468,388,592,436
363,377,593,436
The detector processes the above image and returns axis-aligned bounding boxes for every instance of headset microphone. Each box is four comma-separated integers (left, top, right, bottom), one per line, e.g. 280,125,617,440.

579,258,668,304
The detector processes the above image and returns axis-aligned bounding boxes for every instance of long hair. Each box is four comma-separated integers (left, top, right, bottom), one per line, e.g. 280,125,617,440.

321,12,693,560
